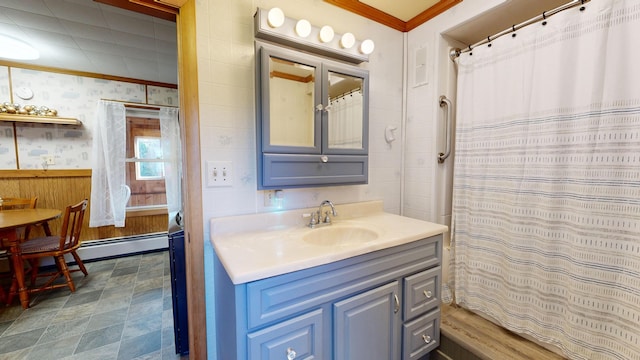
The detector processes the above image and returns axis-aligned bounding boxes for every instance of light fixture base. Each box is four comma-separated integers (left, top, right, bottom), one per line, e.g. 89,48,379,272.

254,8,369,64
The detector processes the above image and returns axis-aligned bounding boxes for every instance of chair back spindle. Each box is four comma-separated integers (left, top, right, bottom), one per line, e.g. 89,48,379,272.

58,200,87,251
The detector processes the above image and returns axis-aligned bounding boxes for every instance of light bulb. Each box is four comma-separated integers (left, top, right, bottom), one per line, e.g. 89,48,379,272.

319,25,334,43
360,39,375,55
267,8,285,28
340,32,355,49
295,19,311,38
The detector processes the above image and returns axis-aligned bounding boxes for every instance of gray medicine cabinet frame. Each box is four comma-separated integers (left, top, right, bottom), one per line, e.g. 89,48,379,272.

255,41,370,190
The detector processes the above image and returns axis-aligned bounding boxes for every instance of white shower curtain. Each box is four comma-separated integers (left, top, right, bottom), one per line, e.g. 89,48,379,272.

451,1,640,359
328,91,363,148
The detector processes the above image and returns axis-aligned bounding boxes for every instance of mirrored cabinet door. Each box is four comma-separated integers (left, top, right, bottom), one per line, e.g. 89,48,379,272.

256,42,369,189
322,65,369,155
260,47,322,154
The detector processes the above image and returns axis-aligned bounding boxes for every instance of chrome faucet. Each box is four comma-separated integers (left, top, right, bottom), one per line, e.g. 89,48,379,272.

306,200,338,228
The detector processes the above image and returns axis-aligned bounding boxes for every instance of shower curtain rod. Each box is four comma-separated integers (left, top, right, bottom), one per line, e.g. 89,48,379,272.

451,0,591,60
330,87,362,101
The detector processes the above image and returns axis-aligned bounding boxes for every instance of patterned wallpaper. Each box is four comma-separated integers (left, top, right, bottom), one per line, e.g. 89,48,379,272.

0,66,178,170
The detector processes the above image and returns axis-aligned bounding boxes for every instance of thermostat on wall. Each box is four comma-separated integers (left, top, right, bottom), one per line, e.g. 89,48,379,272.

15,86,34,100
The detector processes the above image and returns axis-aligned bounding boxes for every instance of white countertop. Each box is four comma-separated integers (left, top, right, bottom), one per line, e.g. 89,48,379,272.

210,201,448,284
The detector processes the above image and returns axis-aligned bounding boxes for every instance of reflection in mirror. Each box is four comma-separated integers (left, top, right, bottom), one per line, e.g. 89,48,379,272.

327,72,364,149
269,56,316,147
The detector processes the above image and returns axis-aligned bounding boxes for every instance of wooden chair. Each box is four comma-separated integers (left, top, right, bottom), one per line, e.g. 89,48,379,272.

0,197,38,302
0,197,37,209
9,199,89,302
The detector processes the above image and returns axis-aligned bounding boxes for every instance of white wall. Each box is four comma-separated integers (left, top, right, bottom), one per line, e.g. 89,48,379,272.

0,66,178,170
404,0,510,285
195,0,405,237
403,0,508,223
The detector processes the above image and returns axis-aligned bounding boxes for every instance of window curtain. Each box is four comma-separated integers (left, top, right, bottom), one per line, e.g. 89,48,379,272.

450,1,640,359
89,100,127,227
160,107,182,216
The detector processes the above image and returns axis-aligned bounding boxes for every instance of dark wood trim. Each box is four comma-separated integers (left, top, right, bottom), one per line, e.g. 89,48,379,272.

94,0,176,21
270,71,314,83
126,207,167,217
323,0,463,32
0,169,91,178
0,60,177,88
129,0,179,15
324,0,406,31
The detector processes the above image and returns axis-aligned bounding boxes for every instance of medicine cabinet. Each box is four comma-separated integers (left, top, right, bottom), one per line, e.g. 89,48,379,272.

256,42,369,189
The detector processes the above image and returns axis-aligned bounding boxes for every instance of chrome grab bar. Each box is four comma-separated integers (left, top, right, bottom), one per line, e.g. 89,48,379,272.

438,95,452,164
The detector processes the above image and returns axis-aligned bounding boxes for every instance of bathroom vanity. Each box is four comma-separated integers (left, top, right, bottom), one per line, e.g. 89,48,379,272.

211,201,447,360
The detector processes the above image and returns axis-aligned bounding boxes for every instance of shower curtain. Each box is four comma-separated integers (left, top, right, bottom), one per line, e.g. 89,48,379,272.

451,1,640,359
328,90,363,148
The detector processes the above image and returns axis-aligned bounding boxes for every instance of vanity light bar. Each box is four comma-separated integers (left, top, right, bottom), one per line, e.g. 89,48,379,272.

254,8,371,64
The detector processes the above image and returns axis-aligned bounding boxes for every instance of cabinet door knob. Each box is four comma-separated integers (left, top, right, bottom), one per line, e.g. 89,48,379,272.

422,334,432,343
423,290,432,299
286,347,297,360
320,156,329,163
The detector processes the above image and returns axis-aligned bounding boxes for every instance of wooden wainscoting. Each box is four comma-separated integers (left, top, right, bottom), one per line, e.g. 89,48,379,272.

0,170,167,241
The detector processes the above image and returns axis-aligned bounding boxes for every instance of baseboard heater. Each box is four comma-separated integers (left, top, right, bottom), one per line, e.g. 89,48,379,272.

39,232,169,267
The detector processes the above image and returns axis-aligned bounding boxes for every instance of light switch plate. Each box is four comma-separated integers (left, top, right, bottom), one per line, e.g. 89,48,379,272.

206,161,233,187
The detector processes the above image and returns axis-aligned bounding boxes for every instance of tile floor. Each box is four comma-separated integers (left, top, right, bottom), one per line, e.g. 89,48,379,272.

0,251,189,360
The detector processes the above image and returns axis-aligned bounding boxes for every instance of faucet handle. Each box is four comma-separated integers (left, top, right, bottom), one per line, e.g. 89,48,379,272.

302,212,319,226
323,211,332,224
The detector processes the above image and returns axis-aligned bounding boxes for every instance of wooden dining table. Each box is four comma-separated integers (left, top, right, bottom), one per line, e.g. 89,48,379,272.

0,208,61,309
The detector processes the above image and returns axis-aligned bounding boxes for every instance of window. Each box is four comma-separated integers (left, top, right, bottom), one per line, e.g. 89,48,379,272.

126,114,166,208
134,136,164,180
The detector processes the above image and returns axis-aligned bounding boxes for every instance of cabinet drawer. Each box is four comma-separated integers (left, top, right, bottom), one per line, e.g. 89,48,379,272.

247,236,441,329
247,309,324,360
402,309,440,360
262,153,367,188
403,266,441,320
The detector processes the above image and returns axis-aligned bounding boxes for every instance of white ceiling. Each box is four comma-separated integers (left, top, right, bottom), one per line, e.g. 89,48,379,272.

0,0,177,84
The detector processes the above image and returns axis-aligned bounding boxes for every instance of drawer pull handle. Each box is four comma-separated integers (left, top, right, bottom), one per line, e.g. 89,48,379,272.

286,347,297,360
394,294,400,313
423,290,432,299
422,334,432,343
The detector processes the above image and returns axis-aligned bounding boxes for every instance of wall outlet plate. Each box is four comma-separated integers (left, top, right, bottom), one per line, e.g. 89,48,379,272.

206,161,233,187
42,155,55,165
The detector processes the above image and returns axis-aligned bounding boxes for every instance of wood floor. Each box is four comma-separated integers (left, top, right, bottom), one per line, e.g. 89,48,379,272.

437,304,567,360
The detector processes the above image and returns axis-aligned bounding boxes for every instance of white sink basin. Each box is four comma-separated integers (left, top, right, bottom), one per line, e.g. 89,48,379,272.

303,226,379,246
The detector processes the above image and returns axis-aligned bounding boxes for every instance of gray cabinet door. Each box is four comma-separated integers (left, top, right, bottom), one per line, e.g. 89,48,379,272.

334,281,401,360
247,309,324,360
